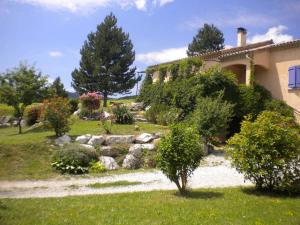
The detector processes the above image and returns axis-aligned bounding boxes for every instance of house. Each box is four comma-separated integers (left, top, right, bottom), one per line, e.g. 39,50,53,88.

149,28,300,121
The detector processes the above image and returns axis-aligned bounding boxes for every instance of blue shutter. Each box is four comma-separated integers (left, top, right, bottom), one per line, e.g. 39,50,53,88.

296,66,300,88
288,66,296,88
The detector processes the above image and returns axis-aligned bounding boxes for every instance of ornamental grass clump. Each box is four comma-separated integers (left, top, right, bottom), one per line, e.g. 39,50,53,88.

157,124,204,195
226,111,300,193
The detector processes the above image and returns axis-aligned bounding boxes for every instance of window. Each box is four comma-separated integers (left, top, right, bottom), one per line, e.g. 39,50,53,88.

288,66,300,89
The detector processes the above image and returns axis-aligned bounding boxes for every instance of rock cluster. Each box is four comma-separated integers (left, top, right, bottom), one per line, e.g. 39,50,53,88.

54,132,161,170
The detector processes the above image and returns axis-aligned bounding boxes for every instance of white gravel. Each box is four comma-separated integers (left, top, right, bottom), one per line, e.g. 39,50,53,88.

0,155,252,199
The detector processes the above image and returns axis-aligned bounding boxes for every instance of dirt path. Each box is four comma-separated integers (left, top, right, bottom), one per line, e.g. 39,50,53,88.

0,155,252,199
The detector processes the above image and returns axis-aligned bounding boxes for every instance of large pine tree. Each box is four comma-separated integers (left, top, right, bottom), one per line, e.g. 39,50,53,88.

71,13,139,107
187,24,224,56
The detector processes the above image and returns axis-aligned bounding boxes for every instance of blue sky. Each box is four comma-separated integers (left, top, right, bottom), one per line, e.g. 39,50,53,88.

0,0,300,94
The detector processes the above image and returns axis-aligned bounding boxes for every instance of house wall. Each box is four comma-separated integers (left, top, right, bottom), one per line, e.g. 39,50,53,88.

255,46,300,113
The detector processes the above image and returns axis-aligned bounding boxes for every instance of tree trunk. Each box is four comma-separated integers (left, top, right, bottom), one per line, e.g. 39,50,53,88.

18,117,22,134
103,93,108,108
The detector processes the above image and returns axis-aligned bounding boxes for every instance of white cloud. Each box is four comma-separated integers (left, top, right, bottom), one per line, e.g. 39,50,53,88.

134,0,146,10
136,47,187,65
14,0,174,13
248,25,293,44
152,0,174,7
49,51,63,57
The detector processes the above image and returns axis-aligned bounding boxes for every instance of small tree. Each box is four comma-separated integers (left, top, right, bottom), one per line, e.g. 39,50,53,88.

72,13,140,107
192,95,234,150
50,77,68,98
187,24,224,56
42,97,71,137
157,124,204,194
226,111,300,192
0,64,48,134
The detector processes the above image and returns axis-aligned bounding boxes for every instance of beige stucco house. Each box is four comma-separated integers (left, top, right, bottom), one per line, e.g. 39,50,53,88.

149,28,300,121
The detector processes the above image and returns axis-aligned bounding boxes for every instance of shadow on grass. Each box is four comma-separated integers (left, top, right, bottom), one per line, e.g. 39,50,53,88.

241,187,300,199
174,190,224,199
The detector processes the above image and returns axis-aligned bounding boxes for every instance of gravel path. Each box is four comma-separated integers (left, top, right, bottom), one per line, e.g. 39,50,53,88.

0,154,252,199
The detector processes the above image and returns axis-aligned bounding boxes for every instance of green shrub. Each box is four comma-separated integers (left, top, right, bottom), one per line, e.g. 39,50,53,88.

0,104,14,117
24,103,43,126
52,144,99,174
226,111,300,193
112,105,133,124
89,161,106,173
42,97,71,137
238,84,272,119
191,94,234,145
157,124,204,194
69,98,79,113
145,104,168,124
265,99,294,118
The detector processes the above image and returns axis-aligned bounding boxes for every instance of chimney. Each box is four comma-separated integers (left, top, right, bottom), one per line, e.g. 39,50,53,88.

237,27,247,47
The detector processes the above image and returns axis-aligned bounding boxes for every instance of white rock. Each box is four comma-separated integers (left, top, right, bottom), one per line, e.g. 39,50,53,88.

75,134,92,144
87,135,105,146
122,154,141,169
135,133,154,143
103,111,110,119
129,102,143,111
99,156,119,170
73,109,81,115
80,144,95,149
105,135,135,145
55,135,71,146
128,144,155,158
145,106,151,111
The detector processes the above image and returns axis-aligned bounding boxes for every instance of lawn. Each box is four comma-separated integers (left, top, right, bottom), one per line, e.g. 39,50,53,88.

87,180,142,188
0,187,299,225
0,120,168,180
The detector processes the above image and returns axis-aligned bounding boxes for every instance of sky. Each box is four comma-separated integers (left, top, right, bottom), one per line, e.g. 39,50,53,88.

0,0,300,95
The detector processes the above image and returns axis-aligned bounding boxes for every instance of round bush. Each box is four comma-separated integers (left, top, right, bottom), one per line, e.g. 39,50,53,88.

226,111,300,193
24,103,43,126
80,92,101,112
52,144,99,174
42,97,71,137
157,124,204,194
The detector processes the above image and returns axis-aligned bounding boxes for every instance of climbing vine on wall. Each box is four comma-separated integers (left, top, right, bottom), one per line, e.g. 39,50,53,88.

147,57,203,82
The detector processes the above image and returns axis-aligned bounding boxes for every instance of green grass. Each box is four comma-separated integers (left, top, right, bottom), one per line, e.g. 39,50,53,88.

0,119,166,180
0,120,168,145
0,187,299,225
87,181,142,188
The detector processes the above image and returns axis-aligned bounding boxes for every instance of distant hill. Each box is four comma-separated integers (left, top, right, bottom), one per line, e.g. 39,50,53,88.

67,91,79,99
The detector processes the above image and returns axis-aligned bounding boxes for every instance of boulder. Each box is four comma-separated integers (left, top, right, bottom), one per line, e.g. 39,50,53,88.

122,154,141,169
135,133,154,144
55,135,71,146
129,102,143,111
99,156,119,170
129,144,155,157
100,146,126,157
87,135,105,146
80,144,95,149
75,134,92,144
105,135,135,145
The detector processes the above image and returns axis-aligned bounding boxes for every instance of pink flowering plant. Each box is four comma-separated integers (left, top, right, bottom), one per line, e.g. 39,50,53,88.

80,92,102,115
